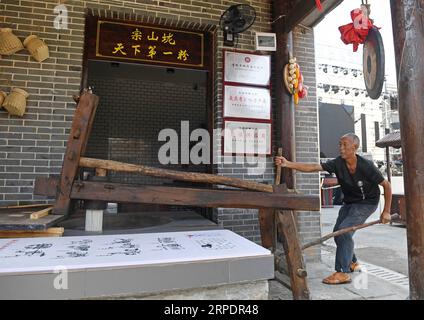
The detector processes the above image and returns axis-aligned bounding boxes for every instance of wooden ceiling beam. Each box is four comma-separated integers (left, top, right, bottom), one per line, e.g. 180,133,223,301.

281,0,344,32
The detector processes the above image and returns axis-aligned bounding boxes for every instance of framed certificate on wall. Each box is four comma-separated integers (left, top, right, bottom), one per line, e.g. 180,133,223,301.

224,50,271,86
223,120,272,155
223,85,271,120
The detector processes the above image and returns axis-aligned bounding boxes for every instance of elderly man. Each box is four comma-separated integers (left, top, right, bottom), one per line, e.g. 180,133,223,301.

275,133,392,284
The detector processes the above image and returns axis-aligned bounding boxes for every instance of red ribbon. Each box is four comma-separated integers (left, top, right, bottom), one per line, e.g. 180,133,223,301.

315,0,323,11
338,8,377,52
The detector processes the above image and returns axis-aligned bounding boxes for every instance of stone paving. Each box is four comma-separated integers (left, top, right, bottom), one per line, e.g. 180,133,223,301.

268,249,409,300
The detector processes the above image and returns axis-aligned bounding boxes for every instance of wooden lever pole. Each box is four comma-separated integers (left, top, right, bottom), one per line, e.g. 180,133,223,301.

80,157,273,193
275,148,282,185
273,147,283,250
302,213,400,250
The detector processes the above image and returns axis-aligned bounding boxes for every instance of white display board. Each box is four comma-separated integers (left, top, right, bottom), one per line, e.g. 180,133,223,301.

224,85,271,120
224,51,271,86
0,230,270,274
223,120,271,155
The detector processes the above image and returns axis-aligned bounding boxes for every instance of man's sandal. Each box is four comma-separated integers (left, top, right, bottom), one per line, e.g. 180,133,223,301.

322,272,352,285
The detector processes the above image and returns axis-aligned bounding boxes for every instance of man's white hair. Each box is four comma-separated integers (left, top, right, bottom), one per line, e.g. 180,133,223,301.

342,133,360,148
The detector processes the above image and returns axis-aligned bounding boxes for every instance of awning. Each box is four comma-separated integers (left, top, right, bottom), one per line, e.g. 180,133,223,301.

376,131,401,148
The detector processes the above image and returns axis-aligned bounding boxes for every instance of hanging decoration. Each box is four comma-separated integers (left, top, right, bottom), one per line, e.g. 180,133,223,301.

23,35,49,62
2,88,29,117
315,0,323,11
338,5,376,52
0,28,24,56
338,2,385,100
283,57,308,105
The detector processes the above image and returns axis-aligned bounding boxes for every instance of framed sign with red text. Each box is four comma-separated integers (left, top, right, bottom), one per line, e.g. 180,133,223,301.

223,120,271,155
224,50,271,86
223,85,271,120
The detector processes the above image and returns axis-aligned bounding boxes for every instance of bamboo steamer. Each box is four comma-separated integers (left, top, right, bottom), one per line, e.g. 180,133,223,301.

23,35,49,62
0,28,24,55
2,88,29,117
0,91,6,107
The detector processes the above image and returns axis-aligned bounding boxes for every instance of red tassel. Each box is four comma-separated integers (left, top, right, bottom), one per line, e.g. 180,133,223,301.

315,0,323,11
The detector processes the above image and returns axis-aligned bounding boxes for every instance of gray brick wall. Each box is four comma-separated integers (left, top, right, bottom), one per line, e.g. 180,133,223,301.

86,74,208,185
0,0,321,260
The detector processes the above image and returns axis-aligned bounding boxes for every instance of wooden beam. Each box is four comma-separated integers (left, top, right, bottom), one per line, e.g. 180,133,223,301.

0,212,65,231
67,181,320,211
0,228,64,238
53,92,99,216
390,0,424,300
79,157,274,193
258,208,274,249
273,0,296,189
0,203,51,210
259,148,283,249
302,214,399,250
30,206,53,220
277,210,310,300
283,0,343,32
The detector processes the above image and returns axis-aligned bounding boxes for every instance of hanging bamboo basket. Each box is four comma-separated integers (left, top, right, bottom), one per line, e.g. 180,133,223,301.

0,91,6,107
0,28,24,55
2,88,29,117
23,35,49,62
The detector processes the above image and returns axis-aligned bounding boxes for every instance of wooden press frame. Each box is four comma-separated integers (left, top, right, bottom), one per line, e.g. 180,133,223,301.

33,12,321,301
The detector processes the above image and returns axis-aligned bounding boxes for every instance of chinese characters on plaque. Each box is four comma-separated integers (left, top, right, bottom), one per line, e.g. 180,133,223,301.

224,121,271,155
223,51,272,155
224,51,271,86
224,85,271,120
96,20,204,67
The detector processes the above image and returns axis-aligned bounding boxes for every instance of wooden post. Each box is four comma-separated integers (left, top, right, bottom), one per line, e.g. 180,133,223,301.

259,148,283,249
85,168,107,232
277,210,310,300
386,146,391,182
53,92,99,216
273,0,296,189
258,208,274,250
390,0,424,300
273,1,307,299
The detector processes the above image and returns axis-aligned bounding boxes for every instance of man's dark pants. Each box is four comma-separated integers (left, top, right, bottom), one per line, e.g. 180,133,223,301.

333,202,379,273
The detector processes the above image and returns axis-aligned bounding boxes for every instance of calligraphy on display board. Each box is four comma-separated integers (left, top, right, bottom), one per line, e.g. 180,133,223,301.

0,230,269,274
95,20,204,68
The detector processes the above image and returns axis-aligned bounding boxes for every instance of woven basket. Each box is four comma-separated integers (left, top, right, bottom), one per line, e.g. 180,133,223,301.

23,35,49,62
2,88,29,117
0,91,6,107
0,28,24,55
